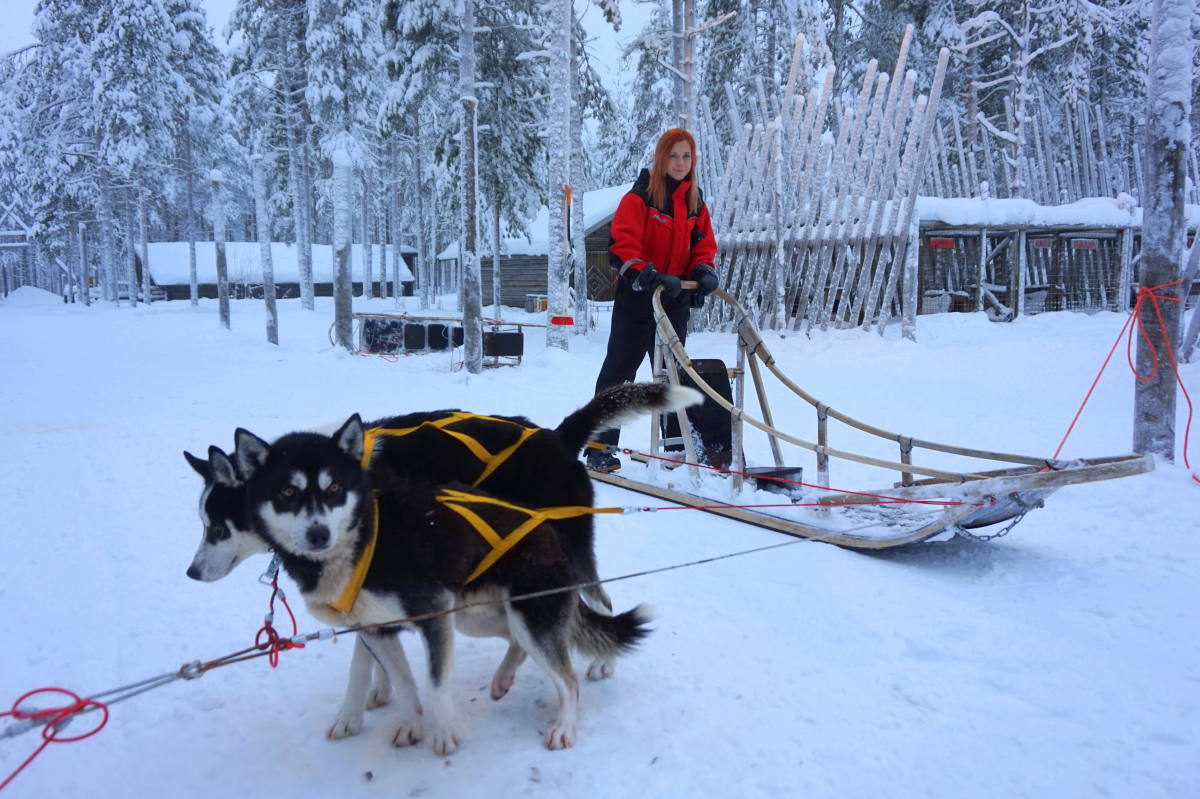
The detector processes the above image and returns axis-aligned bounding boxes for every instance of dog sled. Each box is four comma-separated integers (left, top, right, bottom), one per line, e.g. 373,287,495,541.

589,284,1154,549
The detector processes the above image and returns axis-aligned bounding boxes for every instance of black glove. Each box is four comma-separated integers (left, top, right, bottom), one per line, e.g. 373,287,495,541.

630,263,659,292
689,263,718,307
657,273,683,298
692,264,718,296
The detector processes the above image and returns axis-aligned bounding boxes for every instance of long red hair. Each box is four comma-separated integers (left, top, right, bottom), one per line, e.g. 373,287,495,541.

648,128,700,215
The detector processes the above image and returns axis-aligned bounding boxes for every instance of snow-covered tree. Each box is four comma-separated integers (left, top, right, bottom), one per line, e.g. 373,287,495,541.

1133,0,1193,461
92,0,187,304
165,0,231,306
380,0,457,308
307,0,381,349
545,0,572,351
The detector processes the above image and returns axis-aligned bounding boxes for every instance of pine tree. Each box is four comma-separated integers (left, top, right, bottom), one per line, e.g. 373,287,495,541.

307,0,382,349
165,0,231,306
92,0,188,304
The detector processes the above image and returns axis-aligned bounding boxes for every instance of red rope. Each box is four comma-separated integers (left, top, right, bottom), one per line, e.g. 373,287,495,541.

1051,279,1197,483
254,572,305,668
0,688,109,791
624,449,985,508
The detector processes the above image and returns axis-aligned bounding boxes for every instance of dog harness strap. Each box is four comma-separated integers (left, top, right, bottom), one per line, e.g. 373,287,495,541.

328,494,380,614
439,502,504,548
435,489,623,585
471,426,541,487
361,413,540,477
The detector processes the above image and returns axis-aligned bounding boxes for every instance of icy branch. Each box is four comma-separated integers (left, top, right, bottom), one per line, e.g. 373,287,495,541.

976,112,1019,144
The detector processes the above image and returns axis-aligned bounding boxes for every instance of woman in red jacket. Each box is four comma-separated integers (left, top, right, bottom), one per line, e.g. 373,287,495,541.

586,128,719,472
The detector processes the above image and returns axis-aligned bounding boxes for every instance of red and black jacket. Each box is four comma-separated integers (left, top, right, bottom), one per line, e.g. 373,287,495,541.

609,169,718,280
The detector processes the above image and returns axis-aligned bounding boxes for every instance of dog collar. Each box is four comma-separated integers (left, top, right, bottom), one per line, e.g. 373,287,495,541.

327,493,379,614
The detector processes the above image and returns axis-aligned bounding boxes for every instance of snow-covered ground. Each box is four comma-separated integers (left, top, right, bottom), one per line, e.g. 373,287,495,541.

0,288,1196,798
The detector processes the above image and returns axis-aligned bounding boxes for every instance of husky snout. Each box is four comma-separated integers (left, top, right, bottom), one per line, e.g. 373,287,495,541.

306,522,332,550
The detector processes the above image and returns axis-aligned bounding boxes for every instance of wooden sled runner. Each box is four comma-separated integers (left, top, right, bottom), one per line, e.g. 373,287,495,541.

590,284,1154,549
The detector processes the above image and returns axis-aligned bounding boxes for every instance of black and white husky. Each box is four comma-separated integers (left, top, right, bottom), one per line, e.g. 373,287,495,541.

236,413,650,753
184,383,700,751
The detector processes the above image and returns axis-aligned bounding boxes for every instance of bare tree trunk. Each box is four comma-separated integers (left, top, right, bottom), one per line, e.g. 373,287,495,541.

183,115,199,306
390,140,404,308
460,0,483,373
361,170,374,299
138,183,151,304
124,191,138,308
570,30,588,334
211,169,229,329
332,149,354,350
492,192,502,316
253,153,279,345
283,102,314,310
96,167,118,303
545,0,572,351
77,221,89,306
1134,0,1193,460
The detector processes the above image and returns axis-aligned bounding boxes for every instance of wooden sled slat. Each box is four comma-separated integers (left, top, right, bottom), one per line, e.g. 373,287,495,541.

591,469,980,550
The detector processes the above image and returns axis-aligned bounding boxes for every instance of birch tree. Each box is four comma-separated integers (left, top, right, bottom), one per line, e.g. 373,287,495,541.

545,0,572,351
460,0,483,373
1133,0,1194,461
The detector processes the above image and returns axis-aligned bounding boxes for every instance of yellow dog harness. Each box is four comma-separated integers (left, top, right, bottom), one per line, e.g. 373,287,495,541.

435,488,622,585
329,416,615,612
359,412,542,486
327,490,620,612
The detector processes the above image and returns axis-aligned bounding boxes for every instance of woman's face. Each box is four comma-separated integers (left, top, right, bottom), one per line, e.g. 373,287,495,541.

666,141,692,181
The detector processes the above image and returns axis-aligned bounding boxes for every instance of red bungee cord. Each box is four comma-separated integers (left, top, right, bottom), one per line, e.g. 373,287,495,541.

255,570,305,668
0,688,109,791
1050,279,1196,483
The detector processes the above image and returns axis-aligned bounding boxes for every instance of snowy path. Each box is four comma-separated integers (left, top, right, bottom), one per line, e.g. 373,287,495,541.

0,289,1195,798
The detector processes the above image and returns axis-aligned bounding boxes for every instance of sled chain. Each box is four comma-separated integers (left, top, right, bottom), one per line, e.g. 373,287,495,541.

955,494,1044,542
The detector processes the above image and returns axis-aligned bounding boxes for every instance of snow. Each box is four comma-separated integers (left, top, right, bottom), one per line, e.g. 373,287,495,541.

145,241,416,285
918,195,1200,228
0,294,1197,798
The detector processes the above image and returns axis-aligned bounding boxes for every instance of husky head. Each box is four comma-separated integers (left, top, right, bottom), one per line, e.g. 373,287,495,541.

236,415,368,559
182,447,271,581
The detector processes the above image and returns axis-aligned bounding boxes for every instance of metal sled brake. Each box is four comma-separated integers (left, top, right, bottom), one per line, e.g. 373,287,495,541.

589,284,1154,549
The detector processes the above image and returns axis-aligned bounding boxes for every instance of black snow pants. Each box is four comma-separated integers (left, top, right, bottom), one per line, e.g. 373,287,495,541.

592,277,693,448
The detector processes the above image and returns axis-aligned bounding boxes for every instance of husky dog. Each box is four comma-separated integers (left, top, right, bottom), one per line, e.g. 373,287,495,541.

235,413,653,752
183,383,701,746
185,383,701,608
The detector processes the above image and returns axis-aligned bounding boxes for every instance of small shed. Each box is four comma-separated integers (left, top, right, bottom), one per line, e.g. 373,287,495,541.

146,241,416,300
438,184,629,308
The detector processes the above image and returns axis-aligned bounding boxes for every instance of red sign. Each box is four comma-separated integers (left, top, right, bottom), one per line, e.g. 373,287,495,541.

549,316,575,326
1071,238,1099,250
928,237,955,249
1033,238,1055,248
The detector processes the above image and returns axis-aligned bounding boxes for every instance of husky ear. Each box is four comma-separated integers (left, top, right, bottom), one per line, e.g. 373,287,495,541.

208,446,241,487
333,414,365,463
184,450,211,479
234,428,271,478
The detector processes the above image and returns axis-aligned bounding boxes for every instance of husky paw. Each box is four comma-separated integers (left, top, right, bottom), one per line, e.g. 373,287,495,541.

429,726,462,757
327,711,364,740
391,720,423,747
544,722,576,750
586,657,615,681
490,670,516,700
366,685,391,709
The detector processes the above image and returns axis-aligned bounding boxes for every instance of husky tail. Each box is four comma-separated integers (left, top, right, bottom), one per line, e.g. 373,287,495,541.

555,383,703,455
572,603,654,659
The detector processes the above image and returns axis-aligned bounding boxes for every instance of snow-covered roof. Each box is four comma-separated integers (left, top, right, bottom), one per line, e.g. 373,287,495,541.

438,184,629,260
146,241,416,285
917,196,1200,229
